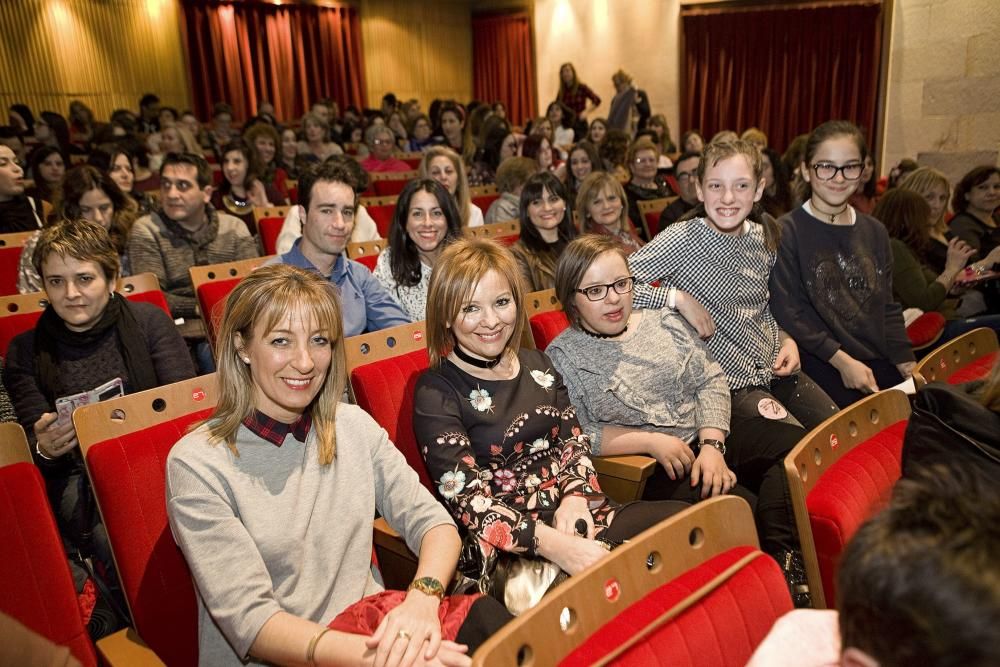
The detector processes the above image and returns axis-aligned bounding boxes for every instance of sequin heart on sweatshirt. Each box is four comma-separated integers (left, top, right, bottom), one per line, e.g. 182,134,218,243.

811,252,877,323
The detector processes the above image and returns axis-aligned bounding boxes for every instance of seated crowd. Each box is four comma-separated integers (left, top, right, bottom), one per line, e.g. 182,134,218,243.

1,68,999,666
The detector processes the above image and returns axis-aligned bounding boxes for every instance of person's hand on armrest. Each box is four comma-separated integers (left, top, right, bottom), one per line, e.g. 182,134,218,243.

830,350,879,394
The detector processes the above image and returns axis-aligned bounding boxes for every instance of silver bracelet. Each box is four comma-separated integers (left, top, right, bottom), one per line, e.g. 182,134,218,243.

36,439,55,461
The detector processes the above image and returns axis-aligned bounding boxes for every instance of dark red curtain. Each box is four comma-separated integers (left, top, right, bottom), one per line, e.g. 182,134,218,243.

682,1,883,152
180,1,366,123
472,13,536,128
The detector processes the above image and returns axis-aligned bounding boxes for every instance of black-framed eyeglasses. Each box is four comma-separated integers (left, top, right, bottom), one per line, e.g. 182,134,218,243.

810,162,864,181
576,277,636,301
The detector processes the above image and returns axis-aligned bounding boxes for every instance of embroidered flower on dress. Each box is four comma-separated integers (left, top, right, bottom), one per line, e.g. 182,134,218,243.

438,470,467,499
468,387,494,412
482,519,515,550
529,438,549,454
494,469,516,492
530,369,555,390
471,495,493,513
525,474,541,489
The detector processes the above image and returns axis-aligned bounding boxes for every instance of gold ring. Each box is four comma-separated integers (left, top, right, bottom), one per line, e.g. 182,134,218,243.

397,629,412,641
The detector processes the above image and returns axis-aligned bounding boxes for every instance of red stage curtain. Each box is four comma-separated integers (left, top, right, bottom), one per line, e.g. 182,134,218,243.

472,13,536,128
180,1,365,123
682,1,883,152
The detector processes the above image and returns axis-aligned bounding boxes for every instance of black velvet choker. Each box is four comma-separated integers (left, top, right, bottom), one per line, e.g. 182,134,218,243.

452,344,502,369
580,324,628,339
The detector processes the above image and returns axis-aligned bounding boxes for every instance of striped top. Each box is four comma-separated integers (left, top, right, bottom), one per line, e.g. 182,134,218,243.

629,217,780,391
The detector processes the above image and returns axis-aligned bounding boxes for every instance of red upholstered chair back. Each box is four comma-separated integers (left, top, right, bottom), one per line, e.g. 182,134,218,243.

0,291,47,357
0,231,34,296
913,327,998,388
258,216,285,256
471,193,500,213
784,389,911,608
472,496,791,666
190,256,270,352
0,424,98,667
117,272,171,316
366,203,397,238
524,288,568,350
74,375,219,666
371,171,417,197
345,322,434,492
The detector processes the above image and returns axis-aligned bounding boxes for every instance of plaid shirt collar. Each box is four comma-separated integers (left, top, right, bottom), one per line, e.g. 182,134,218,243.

242,409,312,447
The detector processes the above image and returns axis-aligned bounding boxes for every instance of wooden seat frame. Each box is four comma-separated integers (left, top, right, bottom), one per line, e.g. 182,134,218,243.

346,238,388,260
464,220,520,241
636,196,676,239
913,327,998,388
0,422,30,466
251,204,291,226
783,389,911,608
472,495,759,666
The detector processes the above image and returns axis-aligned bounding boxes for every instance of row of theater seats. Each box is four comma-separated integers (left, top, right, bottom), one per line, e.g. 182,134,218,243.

1,259,996,664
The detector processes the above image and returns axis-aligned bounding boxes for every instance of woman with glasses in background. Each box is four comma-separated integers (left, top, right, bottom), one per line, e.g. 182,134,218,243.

624,138,673,240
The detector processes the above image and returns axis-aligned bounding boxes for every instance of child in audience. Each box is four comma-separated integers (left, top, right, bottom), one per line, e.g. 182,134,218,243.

549,234,812,605
373,178,462,320
419,146,483,228
587,118,608,146
770,120,914,407
510,172,578,292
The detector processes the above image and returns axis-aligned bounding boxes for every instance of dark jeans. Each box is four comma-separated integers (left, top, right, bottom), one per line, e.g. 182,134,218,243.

643,373,835,556
604,499,692,544
800,350,904,408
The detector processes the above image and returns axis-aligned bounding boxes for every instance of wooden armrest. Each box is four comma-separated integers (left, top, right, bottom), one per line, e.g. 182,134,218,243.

96,627,166,666
593,455,657,503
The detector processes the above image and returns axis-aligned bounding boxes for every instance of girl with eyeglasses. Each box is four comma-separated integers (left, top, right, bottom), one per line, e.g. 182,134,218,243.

770,120,915,408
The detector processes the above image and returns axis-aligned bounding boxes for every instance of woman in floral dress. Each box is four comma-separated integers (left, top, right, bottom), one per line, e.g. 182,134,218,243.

413,238,688,613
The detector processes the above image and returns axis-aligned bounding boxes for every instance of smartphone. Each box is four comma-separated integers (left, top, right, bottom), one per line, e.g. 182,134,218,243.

54,377,124,427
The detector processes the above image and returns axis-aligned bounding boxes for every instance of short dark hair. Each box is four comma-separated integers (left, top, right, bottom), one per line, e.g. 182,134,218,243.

952,165,1000,214
160,152,212,189
674,151,702,169
838,463,1000,667
388,178,462,287
298,159,361,213
33,218,120,282
139,93,160,109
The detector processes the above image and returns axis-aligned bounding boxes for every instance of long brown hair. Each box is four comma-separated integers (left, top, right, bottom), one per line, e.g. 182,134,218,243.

55,165,137,256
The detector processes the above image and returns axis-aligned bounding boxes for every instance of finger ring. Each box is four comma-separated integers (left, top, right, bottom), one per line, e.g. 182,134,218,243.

397,629,412,641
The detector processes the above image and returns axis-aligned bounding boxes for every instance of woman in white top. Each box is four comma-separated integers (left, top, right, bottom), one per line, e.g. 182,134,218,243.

373,179,463,320
420,146,484,228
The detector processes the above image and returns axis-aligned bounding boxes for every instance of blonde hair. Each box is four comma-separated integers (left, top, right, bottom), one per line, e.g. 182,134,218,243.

420,146,472,227
425,238,526,368
207,264,346,465
740,127,768,148
898,167,951,235
575,172,629,234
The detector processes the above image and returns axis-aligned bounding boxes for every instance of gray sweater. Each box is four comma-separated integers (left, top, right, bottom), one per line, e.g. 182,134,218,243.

546,308,731,453
166,404,453,665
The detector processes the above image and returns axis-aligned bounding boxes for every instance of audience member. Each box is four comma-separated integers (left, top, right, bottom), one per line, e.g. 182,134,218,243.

546,102,575,158
269,160,409,336
297,111,343,169
8,103,35,136
566,141,601,206
657,151,700,229
25,145,66,203
587,117,608,146
575,172,644,254
413,237,688,615
360,124,411,173
420,146,483,228
373,179,462,320
243,122,289,201
462,104,494,165
166,263,507,665
467,115,512,186
485,157,536,226
207,103,235,155
511,172,578,291
557,62,601,128
36,111,76,156
761,147,794,218
68,100,98,146
211,139,281,235
647,114,677,156
896,167,953,273
599,129,631,182
549,234,812,605
138,93,161,134
949,165,1000,260
434,102,465,154
405,114,434,153
87,146,154,215
771,121,914,407
740,127,768,149
0,144,45,233
624,138,673,239
0,125,27,163
520,134,560,179
849,152,878,214
19,165,137,293
680,129,705,154
278,127,301,180
128,153,258,322
607,69,638,132
4,219,194,607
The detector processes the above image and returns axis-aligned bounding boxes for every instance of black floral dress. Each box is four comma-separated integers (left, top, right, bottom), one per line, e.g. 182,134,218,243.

413,349,620,574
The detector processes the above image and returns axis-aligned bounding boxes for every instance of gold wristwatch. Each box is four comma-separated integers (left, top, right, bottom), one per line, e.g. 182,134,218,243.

407,576,445,600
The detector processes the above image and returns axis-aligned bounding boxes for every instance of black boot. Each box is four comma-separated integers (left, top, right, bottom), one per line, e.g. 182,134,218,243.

779,550,812,608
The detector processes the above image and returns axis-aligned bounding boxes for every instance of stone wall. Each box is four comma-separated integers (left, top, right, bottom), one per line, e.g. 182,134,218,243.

881,0,1000,182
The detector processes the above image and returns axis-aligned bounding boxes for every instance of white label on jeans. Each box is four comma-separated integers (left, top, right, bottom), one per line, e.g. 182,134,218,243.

757,398,788,420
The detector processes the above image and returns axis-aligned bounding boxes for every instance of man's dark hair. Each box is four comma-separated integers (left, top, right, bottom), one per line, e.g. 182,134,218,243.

674,151,702,168
382,93,397,108
160,152,213,189
298,159,362,213
838,463,1000,667
139,93,160,110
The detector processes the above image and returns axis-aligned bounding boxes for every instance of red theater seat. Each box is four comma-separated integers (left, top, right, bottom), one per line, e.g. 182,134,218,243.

258,216,285,256
472,495,791,666
0,424,98,667
524,288,567,350
784,389,911,608
0,231,35,296
190,256,270,353
74,376,218,666
913,327,998,388
637,197,673,239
